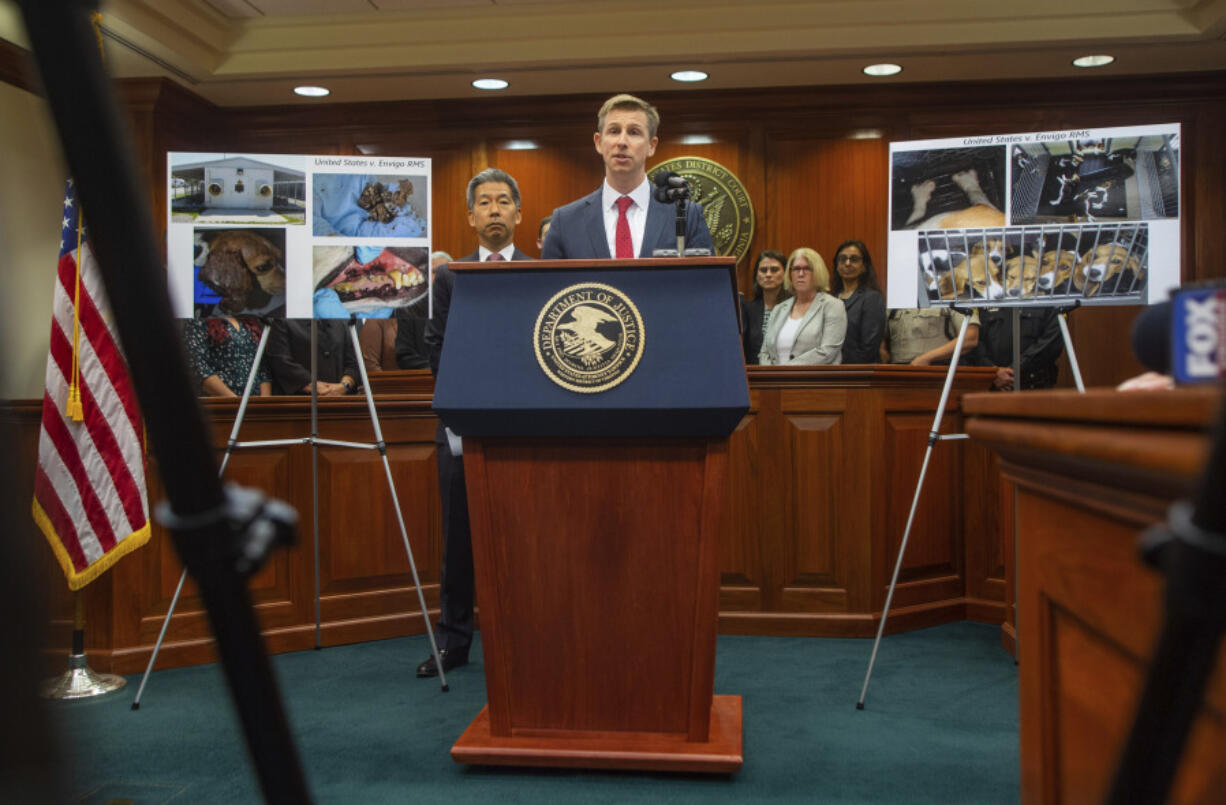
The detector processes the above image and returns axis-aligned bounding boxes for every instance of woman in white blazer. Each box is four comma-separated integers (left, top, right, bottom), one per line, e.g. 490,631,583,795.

758,247,847,365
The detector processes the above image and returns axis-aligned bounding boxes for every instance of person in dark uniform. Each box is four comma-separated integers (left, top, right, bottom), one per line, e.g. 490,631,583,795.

971,306,1064,390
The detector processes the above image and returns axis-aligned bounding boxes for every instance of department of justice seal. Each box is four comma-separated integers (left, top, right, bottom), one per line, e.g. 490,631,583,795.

649,156,754,263
534,283,645,393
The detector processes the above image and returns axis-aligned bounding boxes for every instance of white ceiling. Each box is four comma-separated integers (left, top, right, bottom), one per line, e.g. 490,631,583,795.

2,0,1225,106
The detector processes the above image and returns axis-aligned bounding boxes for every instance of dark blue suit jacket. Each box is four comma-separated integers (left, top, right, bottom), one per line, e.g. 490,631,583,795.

540,187,714,259
424,247,533,443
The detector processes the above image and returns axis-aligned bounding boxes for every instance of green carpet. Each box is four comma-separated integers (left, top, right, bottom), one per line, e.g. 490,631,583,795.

52,622,1018,803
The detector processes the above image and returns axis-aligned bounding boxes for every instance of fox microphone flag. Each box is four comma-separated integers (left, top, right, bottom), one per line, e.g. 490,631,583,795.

32,179,150,590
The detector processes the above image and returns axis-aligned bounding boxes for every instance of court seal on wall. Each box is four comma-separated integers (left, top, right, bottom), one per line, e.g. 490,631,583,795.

649,156,754,263
534,283,645,393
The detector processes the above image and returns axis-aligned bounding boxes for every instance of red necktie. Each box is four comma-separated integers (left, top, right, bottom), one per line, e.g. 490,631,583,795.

486,252,505,261
615,196,634,259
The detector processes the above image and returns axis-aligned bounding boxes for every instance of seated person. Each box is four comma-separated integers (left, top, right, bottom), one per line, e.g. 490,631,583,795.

882,307,980,366
969,307,1064,390
182,316,271,397
265,319,359,396
830,240,885,364
759,248,846,365
741,249,790,364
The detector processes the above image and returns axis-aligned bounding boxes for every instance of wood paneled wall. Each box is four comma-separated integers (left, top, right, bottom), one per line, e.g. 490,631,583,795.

110,71,1226,388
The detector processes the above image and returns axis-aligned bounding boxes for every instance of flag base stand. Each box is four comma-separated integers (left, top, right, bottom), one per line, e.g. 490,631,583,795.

41,652,126,700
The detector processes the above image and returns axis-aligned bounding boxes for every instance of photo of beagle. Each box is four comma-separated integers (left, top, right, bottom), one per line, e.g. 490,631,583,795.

920,237,1006,301
1003,254,1040,298
891,146,1007,232
1074,243,1146,297
906,168,1007,230
195,229,287,316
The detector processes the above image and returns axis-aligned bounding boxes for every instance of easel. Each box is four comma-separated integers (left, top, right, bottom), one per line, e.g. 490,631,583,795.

132,317,448,709
857,302,1083,708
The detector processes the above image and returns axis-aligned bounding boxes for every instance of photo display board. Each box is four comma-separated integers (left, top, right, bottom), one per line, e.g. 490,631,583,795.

167,152,432,319
886,123,1180,309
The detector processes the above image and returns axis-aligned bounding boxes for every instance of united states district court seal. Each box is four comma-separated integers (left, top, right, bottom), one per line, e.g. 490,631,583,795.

649,156,755,263
534,283,645,393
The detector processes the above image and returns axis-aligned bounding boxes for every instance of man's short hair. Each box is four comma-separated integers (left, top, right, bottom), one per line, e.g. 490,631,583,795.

466,168,522,210
597,94,660,139
537,215,552,239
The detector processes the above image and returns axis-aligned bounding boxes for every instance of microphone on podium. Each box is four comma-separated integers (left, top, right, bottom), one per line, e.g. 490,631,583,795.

652,170,689,203
652,171,691,255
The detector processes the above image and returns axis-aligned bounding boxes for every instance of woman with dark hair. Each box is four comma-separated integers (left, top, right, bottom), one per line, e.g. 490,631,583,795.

741,249,791,364
831,240,886,364
183,317,272,397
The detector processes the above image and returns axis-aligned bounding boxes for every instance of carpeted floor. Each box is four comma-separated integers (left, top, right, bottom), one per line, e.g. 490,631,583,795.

51,622,1018,804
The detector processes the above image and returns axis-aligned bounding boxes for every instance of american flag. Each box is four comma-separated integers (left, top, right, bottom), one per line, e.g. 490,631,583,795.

32,179,149,590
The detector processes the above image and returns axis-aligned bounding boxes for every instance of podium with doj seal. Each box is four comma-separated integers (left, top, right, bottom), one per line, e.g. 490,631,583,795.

433,257,747,773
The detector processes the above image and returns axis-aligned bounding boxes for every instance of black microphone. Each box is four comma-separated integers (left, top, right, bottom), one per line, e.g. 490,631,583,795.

1131,281,1226,381
1131,300,1172,373
652,171,689,203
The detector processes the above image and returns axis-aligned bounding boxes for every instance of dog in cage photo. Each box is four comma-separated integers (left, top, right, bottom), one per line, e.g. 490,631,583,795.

918,232,1008,301
920,225,1148,303
1010,134,1179,225
892,146,1007,231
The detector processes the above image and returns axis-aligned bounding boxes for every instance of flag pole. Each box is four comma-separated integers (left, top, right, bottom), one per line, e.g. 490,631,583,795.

40,590,126,699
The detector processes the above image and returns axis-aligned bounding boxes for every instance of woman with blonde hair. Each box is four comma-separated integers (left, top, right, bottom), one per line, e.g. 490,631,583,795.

758,247,847,365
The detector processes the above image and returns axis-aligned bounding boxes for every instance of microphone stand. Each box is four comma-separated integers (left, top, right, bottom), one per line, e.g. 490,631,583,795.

1105,384,1226,804
674,194,687,255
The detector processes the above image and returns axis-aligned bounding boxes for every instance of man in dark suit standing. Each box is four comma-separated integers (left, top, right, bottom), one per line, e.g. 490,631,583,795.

541,93,713,259
416,168,532,678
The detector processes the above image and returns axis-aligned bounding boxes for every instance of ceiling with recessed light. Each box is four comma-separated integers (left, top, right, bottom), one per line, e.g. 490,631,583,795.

1,0,1224,106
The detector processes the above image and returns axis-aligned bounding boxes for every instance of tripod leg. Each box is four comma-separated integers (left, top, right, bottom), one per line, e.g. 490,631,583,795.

311,321,321,648
346,322,450,691
132,326,270,709
858,315,971,709
1057,313,1085,392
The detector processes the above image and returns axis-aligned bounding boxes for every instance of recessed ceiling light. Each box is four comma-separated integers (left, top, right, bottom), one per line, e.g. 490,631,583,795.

293,86,330,97
472,78,509,90
671,70,709,83
679,134,717,145
1072,54,1115,68
503,140,538,151
863,63,902,77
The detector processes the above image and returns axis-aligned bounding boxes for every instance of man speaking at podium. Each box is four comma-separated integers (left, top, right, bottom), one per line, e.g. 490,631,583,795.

541,93,713,259
416,168,532,678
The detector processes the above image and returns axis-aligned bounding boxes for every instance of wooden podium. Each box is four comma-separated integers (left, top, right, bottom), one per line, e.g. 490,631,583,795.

433,258,747,773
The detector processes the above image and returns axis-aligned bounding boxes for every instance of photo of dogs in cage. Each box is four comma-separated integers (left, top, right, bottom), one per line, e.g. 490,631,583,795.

192,227,287,318
312,245,428,318
891,146,1007,231
916,223,1148,305
311,173,428,238
1011,134,1179,225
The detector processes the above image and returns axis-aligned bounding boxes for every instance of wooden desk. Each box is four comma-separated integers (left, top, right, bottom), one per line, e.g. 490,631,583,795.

965,387,1226,804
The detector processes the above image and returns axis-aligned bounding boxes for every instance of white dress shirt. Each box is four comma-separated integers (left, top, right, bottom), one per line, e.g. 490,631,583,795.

478,243,517,261
601,178,651,258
